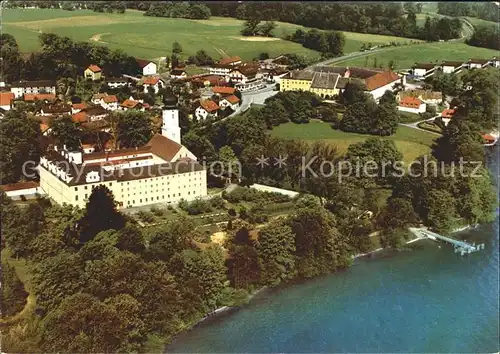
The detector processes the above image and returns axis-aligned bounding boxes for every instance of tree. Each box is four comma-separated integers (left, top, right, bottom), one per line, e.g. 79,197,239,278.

339,100,376,133
32,251,85,310
49,116,81,150
40,293,143,353
256,220,296,286
257,21,276,37
117,224,145,254
218,145,240,180
0,261,28,317
182,130,217,163
116,110,153,148
172,41,182,55
260,99,289,127
147,217,195,262
78,185,125,244
316,105,338,123
227,243,260,289
241,19,261,36
379,197,419,230
193,49,214,66
0,111,41,184
258,52,270,60
423,189,457,233
339,81,369,106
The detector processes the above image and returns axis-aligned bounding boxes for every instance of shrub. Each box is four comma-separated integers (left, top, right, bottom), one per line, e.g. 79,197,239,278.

150,206,164,217
137,211,154,223
179,198,212,215
210,195,226,209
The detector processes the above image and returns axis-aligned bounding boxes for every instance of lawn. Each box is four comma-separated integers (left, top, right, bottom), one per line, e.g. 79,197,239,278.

335,41,499,70
270,120,437,163
463,17,499,30
2,8,419,61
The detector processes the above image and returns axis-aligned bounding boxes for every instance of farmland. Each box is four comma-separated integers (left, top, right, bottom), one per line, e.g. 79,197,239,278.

270,120,437,163
3,8,417,61
334,41,499,70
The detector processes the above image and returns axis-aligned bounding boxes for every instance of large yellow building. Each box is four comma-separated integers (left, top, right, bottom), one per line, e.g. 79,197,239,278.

39,96,208,209
280,70,340,98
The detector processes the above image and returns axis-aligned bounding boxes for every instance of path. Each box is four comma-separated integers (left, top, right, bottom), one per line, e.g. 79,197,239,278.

399,116,442,135
90,32,109,44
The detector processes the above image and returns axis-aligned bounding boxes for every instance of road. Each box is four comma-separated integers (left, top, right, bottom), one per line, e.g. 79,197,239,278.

399,115,442,135
225,83,279,119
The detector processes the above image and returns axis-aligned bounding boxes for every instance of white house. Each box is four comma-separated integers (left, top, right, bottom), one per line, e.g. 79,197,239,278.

142,76,165,94
120,98,145,111
209,64,233,76
397,96,426,114
219,95,240,111
440,108,456,126
99,95,119,111
491,57,500,68
412,63,436,79
137,59,157,76
107,77,129,88
441,61,464,75
0,92,14,112
468,58,491,69
39,103,72,117
91,93,109,105
364,71,403,101
0,181,43,198
195,99,220,121
399,90,442,105
170,69,187,80
10,80,56,99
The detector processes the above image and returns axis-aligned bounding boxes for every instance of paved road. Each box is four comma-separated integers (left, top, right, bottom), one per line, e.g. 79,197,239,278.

399,115,442,135
226,84,278,119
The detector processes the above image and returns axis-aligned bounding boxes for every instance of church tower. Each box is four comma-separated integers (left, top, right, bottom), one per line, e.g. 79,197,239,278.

162,93,181,144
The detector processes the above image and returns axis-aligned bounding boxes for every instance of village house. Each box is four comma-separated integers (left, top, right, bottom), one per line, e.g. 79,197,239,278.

72,105,108,123
440,61,464,75
398,90,442,105
219,95,240,111
195,99,220,121
99,95,119,111
0,92,15,112
363,70,403,101
106,77,129,88
10,80,56,99
441,108,456,126
261,68,289,84
0,181,43,199
72,102,88,114
91,93,109,105
192,75,226,88
219,56,242,67
39,102,72,117
468,58,492,69
211,86,236,97
397,96,426,114
120,98,145,111
38,95,207,209
491,57,500,68
170,69,187,80
411,63,436,79
137,58,157,76
208,63,234,76
84,65,102,81
142,76,165,94
24,93,56,103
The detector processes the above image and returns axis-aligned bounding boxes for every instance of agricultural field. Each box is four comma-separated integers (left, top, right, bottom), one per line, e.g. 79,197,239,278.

463,17,499,29
335,41,500,70
270,120,437,163
3,8,417,61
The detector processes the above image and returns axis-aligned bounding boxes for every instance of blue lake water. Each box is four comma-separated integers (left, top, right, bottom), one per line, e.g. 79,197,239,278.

168,147,499,353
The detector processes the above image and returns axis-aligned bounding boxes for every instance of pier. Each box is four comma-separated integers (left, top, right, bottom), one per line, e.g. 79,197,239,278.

409,227,485,255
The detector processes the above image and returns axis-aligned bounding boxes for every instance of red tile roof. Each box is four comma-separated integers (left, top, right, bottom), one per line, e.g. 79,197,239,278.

87,64,102,73
24,93,56,102
365,71,400,91
0,92,14,106
121,99,141,109
72,102,88,110
219,56,242,65
212,86,236,95
399,96,423,108
483,134,495,142
0,181,39,192
441,109,456,118
102,95,118,103
143,77,161,85
200,99,220,113
146,134,183,162
225,95,240,104
72,111,88,123
136,58,152,68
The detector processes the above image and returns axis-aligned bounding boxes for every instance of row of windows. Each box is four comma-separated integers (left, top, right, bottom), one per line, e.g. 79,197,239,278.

74,174,203,191
127,191,198,205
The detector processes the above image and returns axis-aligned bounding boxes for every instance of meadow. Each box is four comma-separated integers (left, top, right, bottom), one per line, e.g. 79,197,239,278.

334,41,499,70
270,120,437,163
3,8,417,61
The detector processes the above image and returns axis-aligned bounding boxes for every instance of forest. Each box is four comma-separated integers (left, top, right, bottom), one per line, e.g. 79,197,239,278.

437,2,500,23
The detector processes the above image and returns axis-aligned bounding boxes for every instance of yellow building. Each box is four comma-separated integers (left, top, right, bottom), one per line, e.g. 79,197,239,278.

84,65,102,81
39,95,208,209
280,70,340,98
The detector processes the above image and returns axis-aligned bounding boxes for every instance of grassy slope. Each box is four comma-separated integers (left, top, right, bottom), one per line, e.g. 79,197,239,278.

3,9,419,60
463,17,499,29
270,120,437,163
336,41,499,70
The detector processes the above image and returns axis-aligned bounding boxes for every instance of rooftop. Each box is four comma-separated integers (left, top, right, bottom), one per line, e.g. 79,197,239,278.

0,181,39,192
200,99,220,113
310,72,340,89
212,86,236,95
0,92,15,106
87,64,102,73
399,96,423,108
364,71,400,91
219,56,242,65
24,93,56,102
136,58,153,68
11,80,55,88
224,95,240,104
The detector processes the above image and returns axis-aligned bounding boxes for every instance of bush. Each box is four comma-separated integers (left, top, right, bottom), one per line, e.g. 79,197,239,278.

247,205,269,224
137,211,154,223
179,198,212,215
167,204,173,210
150,206,164,217
210,196,226,209
223,186,291,204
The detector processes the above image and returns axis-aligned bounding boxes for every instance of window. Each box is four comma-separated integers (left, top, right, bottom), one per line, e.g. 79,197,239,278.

84,186,88,190
74,187,78,191
85,194,88,198
75,195,78,201
140,199,142,203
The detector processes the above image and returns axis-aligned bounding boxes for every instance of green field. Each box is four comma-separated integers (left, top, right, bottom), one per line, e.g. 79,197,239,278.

335,41,499,70
463,17,499,29
2,8,419,61
270,120,437,163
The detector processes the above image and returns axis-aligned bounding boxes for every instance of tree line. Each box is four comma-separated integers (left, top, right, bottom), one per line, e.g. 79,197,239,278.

144,2,211,19
5,1,127,12
437,2,500,23
0,33,140,83
202,2,461,41
286,29,345,58
466,26,500,51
